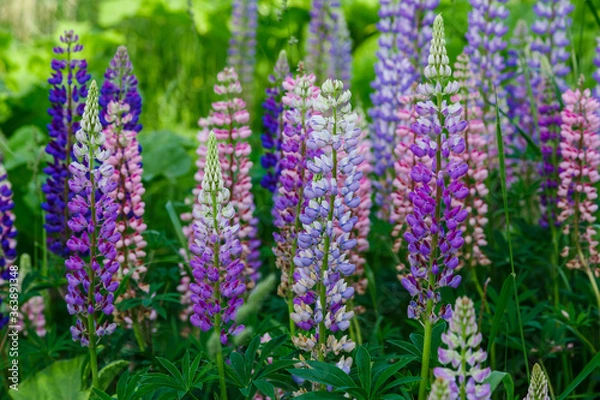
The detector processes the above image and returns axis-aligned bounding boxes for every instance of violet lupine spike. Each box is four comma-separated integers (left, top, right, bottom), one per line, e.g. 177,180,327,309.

464,0,509,94
305,0,338,83
291,79,361,366
0,163,17,330
42,30,90,257
260,50,291,192
538,78,563,228
331,12,353,89
524,364,551,400
557,86,600,273
272,70,321,298
530,0,573,90
453,54,491,268
433,296,491,400
369,0,438,219
594,37,600,100
227,0,258,105
101,48,149,303
189,131,246,345
65,80,120,346
400,15,468,322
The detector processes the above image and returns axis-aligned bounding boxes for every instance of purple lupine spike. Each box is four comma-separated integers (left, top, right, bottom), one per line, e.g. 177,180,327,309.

272,70,320,298
368,0,438,220
260,50,291,192
100,46,142,133
65,81,120,346
227,0,258,105
464,0,509,93
42,30,90,257
400,15,467,322
291,79,361,367
530,0,574,90
433,296,491,399
331,12,353,89
0,163,17,329
189,131,246,344
593,37,600,100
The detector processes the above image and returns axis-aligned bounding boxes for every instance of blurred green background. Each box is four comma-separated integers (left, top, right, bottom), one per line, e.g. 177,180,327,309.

0,0,599,267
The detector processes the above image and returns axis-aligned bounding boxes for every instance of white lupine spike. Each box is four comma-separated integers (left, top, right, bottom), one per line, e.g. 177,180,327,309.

524,364,550,400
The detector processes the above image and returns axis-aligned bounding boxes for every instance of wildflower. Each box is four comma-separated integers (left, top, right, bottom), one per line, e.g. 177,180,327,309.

400,14,467,322
594,37,600,100
524,364,550,400
228,0,258,104
189,131,246,345
291,79,362,368
42,30,90,256
434,296,491,400
260,50,290,192
0,163,17,329
428,377,455,400
65,80,120,346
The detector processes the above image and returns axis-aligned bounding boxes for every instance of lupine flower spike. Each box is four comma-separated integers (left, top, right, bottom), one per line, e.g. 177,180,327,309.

557,83,600,311
272,69,320,319
189,131,246,343
428,377,453,400
100,46,152,346
228,0,258,105
260,50,291,192
291,79,361,370
434,296,491,400
401,14,467,322
43,30,90,256
0,163,18,329
65,80,120,388
594,37,600,100
524,364,550,400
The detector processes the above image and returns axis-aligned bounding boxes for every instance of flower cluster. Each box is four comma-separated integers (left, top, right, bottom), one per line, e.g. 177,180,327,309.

272,71,320,297
400,15,467,321
369,0,438,219
189,131,246,345
453,53,490,268
291,79,362,366
21,296,47,337
428,377,452,400
227,0,258,103
530,0,574,89
260,50,290,192
43,30,90,256
434,296,491,399
594,37,600,100
0,163,17,329
557,86,600,272
524,363,550,400
305,0,352,87
65,81,120,346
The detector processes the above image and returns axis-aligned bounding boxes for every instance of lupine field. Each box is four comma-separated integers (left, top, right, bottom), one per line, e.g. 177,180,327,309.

1,0,600,398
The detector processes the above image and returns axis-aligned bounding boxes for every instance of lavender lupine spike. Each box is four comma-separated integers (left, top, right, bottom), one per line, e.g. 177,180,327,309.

524,364,550,400
434,296,491,400
593,37,600,100
189,131,246,345
65,80,120,346
260,50,291,192
464,0,509,93
401,15,468,322
291,79,361,366
0,163,17,329
369,0,438,219
530,0,574,89
331,12,353,89
43,30,90,256
227,0,258,104
273,71,320,300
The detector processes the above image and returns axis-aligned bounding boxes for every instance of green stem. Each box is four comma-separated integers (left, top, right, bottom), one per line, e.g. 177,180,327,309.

132,318,146,352
87,133,99,389
418,300,433,400
215,315,228,400
88,313,99,389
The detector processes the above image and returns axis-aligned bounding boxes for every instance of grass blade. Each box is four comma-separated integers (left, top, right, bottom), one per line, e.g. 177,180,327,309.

557,352,600,400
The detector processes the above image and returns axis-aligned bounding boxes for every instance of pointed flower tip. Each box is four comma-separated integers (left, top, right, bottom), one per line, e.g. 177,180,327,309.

202,131,224,193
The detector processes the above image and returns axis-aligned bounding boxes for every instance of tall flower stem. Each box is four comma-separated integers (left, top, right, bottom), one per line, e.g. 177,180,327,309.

215,314,228,400
418,299,434,400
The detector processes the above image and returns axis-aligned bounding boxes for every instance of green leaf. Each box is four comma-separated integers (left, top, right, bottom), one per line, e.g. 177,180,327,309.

487,275,513,353
230,351,248,381
355,346,372,395
138,130,192,181
294,393,346,400
290,361,355,389
253,380,276,399
373,357,416,395
90,389,113,400
10,356,90,400
485,371,514,400
388,340,422,358
98,360,129,391
245,335,261,375
156,357,185,385
557,351,600,400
